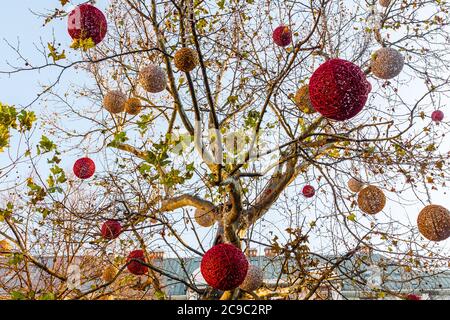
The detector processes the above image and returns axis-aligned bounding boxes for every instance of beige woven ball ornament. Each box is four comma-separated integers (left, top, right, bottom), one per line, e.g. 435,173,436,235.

139,64,167,93
174,47,199,73
379,0,391,7
348,178,365,193
371,47,404,80
239,265,264,292
417,205,450,242
102,264,118,282
103,90,126,114
124,97,142,115
294,85,316,114
357,185,386,215
194,208,216,227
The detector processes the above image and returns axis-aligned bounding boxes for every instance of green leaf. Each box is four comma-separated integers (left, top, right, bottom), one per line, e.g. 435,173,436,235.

47,43,66,62
10,291,27,300
39,292,55,300
37,135,57,154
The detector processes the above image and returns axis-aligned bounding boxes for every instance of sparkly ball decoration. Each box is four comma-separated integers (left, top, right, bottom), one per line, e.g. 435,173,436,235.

103,90,126,114
371,47,404,80
68,4,107,45
294,85,316,114
239,265,264,292
309,59,372,121
102,265,118,282
139,64,167,93
73,157,96,179
194,208,216,228
101,220,122,240
357,185,386,215
127,250,148,275
272,25,292,47
406,294,421,300
174,48,199,72
200,243,249,291
302,185,315,198
124,97,142,115
417,205,450,242
348,178,365,193
431,110,444,123
379,0,391,7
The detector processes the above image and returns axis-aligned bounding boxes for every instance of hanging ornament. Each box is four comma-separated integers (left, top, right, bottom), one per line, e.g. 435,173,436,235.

139,64,167,93
272,25,292,47
194,208,216,228
73,157,95,179
379,0,391,7
417,205,450,242
371,47,404,80
68,4,107,48
348,178,365,193
200,243,249,291
239,265,264,292
309,59,371,121
357,185,386,215
103,90,126,114
294,85,316,114
124,97,142,115
101,220,122,240
174,48,199,72
302,185,315,198
102,264,118,283
127,250,148,275
405,294,421,300
431,110,444,123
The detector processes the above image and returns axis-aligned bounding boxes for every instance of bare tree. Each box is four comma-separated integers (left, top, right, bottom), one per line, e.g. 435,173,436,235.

0,0,449,300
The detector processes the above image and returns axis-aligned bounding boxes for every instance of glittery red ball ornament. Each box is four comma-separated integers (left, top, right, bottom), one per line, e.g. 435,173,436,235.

272,26,292,47
302,185,315,198
127,250,148,275
200,243,249,291
73,157,95,179
101,220,122,240
309,58,372,121
68,4,107,45
406,294,421,300
431,110,444,122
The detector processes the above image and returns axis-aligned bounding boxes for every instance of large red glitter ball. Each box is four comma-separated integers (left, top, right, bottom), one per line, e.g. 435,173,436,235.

73,157,95,179
127,250,148,275
431,110,444,122
200,243,249,291
302,185,315,198
406,294,421,300
272,26,292,47
68,4,107,45
101,220,122,240
309,58,372,121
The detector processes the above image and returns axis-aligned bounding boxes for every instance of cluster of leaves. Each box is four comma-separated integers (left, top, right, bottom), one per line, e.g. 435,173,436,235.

0,102,36,152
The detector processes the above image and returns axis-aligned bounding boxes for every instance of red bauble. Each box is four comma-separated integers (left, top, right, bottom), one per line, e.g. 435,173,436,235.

200,243,249,291
431,110,444,122
309,58,371,121
127,250,148,275
101,220,122,240
68,4,107,45
272,26,292,47
73,157,95,179
406,294,421,300
302,185,315,198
